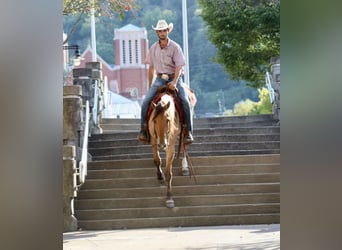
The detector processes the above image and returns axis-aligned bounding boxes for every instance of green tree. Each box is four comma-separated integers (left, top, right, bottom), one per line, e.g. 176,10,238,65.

250,87,272,114
226,87,272,116
198,0,280,88
63,0,137,44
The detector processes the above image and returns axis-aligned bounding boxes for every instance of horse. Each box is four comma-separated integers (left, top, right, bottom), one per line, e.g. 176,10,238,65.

148,87,194,208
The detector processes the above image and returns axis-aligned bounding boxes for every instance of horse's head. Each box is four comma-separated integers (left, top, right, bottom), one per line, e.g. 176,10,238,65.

150,95,175,151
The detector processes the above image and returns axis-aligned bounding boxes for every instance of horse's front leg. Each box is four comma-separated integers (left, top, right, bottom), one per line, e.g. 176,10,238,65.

151,139,164,184
164,148,175,208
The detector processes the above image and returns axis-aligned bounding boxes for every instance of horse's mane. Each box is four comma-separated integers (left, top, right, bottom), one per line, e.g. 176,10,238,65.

153,102,165,119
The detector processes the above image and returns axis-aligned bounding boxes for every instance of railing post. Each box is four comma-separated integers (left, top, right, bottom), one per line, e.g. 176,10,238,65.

86,61,103,134
63,85,84,232
63,145,78,232
270,56,280,122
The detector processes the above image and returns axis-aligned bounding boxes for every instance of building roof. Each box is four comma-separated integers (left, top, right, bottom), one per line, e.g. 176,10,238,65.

119,24,141,31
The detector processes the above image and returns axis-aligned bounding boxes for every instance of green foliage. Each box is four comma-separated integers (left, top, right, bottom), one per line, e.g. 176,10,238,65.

226,87,272,116
63,0,266,115
198,0,280,88
63,0,137,17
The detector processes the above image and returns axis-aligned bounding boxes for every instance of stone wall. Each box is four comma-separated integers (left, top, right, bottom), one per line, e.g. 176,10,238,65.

62,62,104,232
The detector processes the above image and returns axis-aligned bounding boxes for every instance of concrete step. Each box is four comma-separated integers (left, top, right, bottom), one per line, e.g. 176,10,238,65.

88,141,280,160
77,183,280,199
89,141,280,154
87,155,280,170
75,193,280,209
89,126,280,141
77,213,280,230
89,134,280,148
80,173,279,189
85,163,279,179
90,149,280,161
76,203,280,220
75,153,280,229
99,120,279,132
99,114,276,127
78,114,280,230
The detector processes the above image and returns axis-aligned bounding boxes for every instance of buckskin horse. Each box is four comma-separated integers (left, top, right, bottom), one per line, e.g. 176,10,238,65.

148,86,196,208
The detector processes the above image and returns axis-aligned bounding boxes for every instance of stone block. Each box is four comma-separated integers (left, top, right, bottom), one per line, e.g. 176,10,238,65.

63,159,76,197
91,70,102,79
63,145,76,159
63,96,83,140
73,78,93,100
63,85,82,97
73,68,92,78
63,196,78,232
86,61,102,70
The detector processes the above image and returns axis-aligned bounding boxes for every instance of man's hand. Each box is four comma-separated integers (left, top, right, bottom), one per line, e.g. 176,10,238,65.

168,80,177,91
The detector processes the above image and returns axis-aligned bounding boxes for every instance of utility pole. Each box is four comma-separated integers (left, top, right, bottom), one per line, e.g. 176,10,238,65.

90,0,97,61
182,0,190,87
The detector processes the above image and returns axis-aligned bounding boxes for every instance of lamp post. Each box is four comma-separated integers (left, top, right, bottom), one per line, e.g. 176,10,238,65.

63,45,83,66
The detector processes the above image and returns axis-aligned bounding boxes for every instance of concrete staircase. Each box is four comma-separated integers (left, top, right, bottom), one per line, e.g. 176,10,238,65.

75,114,280,230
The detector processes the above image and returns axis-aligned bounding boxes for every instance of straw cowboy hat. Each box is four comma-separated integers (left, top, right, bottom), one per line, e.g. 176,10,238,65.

152,19,173,33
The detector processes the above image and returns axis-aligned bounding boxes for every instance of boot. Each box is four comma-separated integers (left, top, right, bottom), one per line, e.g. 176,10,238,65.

138,125,149,143
184,131,194,145
182,124,194,145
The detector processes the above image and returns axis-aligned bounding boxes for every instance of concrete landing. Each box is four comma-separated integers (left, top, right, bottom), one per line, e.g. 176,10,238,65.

63,224,280,250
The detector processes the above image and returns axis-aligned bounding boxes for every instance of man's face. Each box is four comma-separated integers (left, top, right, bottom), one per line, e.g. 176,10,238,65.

156,29,169,40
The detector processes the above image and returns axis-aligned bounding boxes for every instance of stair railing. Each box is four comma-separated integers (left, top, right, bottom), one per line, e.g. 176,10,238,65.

92,79,99,125
265,71,275,103
78,100,90,185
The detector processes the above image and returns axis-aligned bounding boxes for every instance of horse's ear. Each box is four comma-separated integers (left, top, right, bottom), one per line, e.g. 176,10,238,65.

165,101,170,110
151,102,157,109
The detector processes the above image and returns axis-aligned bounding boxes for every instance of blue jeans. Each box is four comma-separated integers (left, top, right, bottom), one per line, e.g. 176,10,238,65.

140,77,193,133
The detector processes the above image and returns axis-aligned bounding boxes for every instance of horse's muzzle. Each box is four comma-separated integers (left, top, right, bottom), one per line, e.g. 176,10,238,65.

157,142,168,151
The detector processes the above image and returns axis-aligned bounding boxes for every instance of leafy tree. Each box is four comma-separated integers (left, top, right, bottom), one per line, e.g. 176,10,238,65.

198,0,280,88
63,0,137,44
249,87,272,114
225,87,272,116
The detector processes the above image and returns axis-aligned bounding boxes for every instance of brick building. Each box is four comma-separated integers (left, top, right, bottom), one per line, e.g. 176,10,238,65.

65,24,149,103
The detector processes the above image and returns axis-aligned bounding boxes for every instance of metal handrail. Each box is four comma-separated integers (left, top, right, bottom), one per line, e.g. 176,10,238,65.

265,71,275,103
78,100,90,185
92,79,99,125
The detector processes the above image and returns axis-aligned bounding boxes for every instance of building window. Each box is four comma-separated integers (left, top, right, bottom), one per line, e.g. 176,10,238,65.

135,40,139,64
122,40,126,64
128,40,132,64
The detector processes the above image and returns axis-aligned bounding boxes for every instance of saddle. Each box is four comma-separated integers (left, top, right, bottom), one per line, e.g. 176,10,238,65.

147,86,185,124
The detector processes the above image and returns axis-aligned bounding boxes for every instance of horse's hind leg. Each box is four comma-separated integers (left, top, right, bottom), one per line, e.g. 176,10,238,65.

181,156,190,176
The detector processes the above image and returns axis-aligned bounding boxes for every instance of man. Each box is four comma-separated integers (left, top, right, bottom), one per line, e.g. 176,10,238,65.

138,19,194,144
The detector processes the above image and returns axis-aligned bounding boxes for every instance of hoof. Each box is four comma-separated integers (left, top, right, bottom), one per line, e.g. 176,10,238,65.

159,178,165,185
165,199,175,208
181,167,190,176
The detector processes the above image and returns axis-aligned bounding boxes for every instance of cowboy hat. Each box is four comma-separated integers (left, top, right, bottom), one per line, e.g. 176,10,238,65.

152,19,173,33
